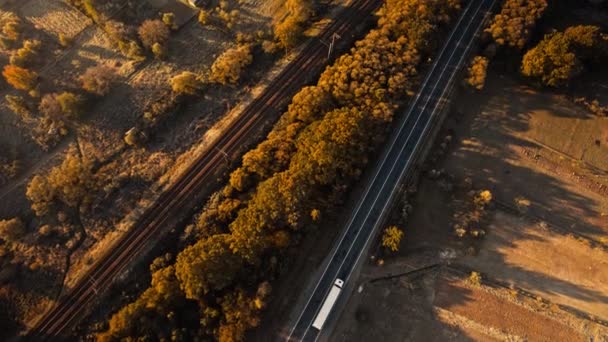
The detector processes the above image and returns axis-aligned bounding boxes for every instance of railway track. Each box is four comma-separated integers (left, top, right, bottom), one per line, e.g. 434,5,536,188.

28,0,382,339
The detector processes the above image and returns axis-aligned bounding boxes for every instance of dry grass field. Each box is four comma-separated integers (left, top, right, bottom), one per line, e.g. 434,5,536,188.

19,0,91,40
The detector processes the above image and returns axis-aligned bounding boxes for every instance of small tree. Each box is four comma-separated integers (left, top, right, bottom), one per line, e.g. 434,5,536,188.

209,44,253,85
274,16,303,49
381,226,404,252
2,65,38,90
79,65,116,96
170,71,204,95
138,19,170,49
466,56,489,90
0,217,26,242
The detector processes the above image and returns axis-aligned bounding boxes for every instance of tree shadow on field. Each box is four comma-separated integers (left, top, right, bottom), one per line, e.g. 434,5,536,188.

449,72,606,239
434,69,608,320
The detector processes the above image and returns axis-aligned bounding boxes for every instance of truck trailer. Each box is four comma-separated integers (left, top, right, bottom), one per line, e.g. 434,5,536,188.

312,279,344,330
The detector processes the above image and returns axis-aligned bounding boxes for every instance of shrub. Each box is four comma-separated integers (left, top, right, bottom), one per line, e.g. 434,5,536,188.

39,92,83,119
198,10,209,26
39,94,63,119
138,19,170,49
79,65,116,96
209,44,253,85
466,56,489,90
1,16,21,42
2,65,37,91
381,226,404,252
56,92,83,118
10,39,42,67
170,72,203,95
151,42,166,60
6,95,31,119
162,12,177,30
0,218,25,242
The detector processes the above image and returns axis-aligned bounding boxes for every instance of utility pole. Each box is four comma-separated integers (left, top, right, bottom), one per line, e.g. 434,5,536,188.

320,33,341,60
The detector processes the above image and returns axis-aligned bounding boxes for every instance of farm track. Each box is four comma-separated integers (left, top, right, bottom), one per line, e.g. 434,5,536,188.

27,0,382,339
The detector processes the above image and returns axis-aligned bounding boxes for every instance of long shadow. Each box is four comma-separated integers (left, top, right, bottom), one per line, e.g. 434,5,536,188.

449,72,606,239
429,69,608,321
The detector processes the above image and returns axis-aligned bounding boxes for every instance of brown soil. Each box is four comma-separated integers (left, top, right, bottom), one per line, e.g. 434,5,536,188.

434,276,586,341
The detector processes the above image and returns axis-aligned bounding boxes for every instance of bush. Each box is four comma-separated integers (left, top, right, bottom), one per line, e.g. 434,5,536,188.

6,95,31,119
151,42,166,60
162,12,177,30
56,92,83,118
138,19,170,49
198,10,209,26
1,15,21,42
209,44,253,85
2,65,38,91
381,226,404,252
0,218,25,242
170,72,204,95
466,56,489,90
10,39,42,67
39,92,83,119
79,65,116,96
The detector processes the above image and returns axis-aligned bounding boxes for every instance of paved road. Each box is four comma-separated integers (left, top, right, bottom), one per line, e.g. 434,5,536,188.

26,0,381,339
286,0,497,340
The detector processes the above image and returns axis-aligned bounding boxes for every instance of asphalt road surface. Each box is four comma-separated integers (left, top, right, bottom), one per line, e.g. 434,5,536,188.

285,0,498,340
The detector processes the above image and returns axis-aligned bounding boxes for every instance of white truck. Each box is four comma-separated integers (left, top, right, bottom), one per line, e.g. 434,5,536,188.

312,279,344,330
